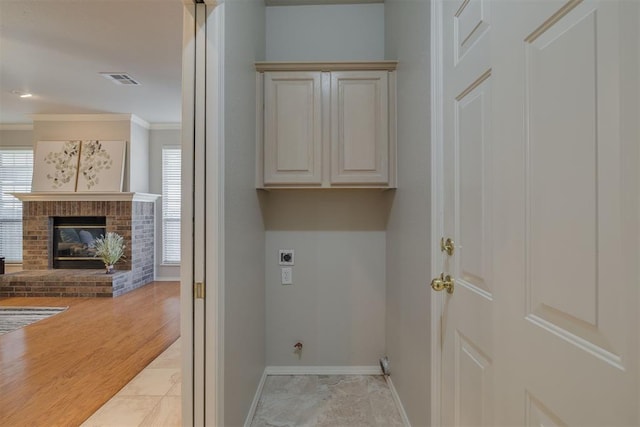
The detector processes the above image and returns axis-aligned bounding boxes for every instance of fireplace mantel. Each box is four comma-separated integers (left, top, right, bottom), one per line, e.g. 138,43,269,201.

10,192,160,203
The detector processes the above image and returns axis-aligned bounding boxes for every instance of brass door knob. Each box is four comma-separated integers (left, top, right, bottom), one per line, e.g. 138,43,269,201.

431,273,454,294
440,237,455,256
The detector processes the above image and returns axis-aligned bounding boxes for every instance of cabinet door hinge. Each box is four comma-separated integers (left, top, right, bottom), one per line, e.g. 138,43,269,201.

194,281,205,299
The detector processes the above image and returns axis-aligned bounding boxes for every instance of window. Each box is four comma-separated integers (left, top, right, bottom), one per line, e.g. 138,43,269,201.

0,149,33,262
162,147,181,264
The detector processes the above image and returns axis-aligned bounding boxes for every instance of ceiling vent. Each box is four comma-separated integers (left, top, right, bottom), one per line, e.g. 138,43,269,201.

100,72,140,86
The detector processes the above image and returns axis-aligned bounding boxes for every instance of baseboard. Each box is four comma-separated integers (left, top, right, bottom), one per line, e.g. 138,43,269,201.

154,276,181,282
265,365,381,375
243,368,268,427
385,376,412,427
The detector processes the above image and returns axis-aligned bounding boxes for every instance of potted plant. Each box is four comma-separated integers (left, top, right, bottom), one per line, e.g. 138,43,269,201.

92,232,126,274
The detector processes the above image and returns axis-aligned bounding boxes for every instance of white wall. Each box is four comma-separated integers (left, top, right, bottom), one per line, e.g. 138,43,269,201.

149,127,181,281
130,121,150,193
385,0,432,425
222,0,266,425
266,4,384,61
266,230,386,366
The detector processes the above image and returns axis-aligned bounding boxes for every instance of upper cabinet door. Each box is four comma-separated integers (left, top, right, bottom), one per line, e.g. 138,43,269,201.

263,71,323,185
330,71,389,185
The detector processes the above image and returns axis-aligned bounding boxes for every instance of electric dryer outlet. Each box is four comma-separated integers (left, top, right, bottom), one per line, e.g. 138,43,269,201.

279,249,294,265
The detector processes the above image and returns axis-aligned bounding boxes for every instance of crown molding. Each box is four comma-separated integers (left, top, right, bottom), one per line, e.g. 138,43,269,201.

2,117,173,131
29,114,150,129
130,115,151,129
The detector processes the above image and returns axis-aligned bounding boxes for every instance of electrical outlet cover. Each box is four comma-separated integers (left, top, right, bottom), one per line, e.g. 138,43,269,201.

281,267,293,285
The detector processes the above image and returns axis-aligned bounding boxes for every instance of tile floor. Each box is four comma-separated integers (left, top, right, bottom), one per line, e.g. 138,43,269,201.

82,343,404,427
81,338,182,427
250,375,404,427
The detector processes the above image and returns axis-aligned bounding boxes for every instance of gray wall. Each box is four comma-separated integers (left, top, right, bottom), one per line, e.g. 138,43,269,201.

149,127,181,280
385,0,432,426
0,128,33,147
265,230,386,366
263,4,388,368
265,4,385,61
223,0,266,425
31,118,138,191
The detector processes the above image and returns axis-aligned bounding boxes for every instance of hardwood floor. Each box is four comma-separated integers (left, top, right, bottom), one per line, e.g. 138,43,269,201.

0,281,180,427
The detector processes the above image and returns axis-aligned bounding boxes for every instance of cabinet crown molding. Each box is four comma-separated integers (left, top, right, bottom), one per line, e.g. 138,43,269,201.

255,61,398,72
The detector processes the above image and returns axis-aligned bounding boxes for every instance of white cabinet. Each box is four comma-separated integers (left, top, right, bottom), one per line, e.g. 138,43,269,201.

263,71,322,185
256,62,397,189
330,70,389,185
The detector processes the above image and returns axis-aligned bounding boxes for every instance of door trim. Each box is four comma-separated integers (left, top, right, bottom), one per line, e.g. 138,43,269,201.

181,4,197,426
430,0,445,425
204,3,226,426
181,2,226,426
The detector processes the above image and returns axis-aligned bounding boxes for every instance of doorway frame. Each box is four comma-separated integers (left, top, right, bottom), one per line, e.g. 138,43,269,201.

181,3,196,425
429,0,445,425
181,1,226,426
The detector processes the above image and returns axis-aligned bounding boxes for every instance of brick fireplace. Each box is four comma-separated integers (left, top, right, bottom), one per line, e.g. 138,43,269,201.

0,192,159,297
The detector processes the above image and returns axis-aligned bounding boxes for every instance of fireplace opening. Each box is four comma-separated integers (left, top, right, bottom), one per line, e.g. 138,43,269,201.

51,217,106,269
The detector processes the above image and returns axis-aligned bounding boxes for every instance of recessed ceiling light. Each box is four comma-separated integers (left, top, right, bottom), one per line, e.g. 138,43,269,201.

10,89,33,98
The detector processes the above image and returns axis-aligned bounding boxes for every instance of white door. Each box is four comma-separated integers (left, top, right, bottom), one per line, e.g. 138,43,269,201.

439,0,494,425
437,0,639,425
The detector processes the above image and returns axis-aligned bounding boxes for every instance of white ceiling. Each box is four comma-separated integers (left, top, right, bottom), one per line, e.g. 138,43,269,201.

0,0,184,125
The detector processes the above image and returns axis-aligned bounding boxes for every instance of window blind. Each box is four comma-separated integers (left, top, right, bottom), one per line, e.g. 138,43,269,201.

162,147,181,264
0,149,33,262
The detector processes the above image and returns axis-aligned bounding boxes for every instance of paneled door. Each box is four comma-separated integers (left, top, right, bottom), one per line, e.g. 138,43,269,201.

330,71,389,184
439,0,494,425
436,0,639,425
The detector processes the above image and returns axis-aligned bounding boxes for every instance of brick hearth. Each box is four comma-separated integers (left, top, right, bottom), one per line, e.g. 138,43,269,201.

0,269,130,297
0,193,158,297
